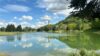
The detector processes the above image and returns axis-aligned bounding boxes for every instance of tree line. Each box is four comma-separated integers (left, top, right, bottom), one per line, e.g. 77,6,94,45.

37,0,100,32
37,17,100,32
0,24,35,32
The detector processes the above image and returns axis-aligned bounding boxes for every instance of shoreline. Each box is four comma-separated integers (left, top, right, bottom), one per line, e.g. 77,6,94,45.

0,30,100,36
0,32,23,36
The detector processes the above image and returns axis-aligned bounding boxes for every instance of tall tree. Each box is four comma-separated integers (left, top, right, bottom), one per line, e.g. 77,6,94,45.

0,27,5,31
69,0,100,19
70,0,87,10
16,25,22,32
6,24,16,32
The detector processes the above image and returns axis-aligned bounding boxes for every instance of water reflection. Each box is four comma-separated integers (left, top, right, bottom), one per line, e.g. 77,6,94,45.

16,34,22,41
57,32,100,50
6,36,15,42
0,32,100,56
0,35,22,43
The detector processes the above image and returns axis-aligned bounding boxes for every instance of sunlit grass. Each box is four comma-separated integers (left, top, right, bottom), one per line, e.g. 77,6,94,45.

0,53,8,56
0,32,22,36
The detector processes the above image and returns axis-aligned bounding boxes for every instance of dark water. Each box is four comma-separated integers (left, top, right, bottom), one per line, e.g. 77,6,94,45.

0,32,100,56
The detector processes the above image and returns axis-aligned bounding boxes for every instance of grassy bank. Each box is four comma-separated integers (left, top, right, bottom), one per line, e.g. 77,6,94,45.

0,32,22,36
69,49,100,56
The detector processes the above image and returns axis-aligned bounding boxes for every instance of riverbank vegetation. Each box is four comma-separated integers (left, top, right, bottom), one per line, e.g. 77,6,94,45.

37,0,100,34
69,49,100,56
0,24,36,36
0,24,36,32
37,17,100,33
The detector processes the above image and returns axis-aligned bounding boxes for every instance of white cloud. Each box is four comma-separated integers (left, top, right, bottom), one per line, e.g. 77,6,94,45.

34,21,47,29
20,21,29,25
20,15,33,21
20,21,30,28
0,18,46,29
55,8,74,16
37,0,72,16
8,21,17,26
4,4,31,12
0,19,31,28
30,25,35,28
19,42,33,48
0,21,18,28
0,22,5,27
19,21,35,28
41,15,52,20
0,19,7,27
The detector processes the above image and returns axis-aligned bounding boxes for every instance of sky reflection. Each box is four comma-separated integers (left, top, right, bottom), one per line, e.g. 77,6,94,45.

0,32,73,56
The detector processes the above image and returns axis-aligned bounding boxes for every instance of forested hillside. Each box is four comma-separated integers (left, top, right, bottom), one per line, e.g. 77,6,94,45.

37,0,100,32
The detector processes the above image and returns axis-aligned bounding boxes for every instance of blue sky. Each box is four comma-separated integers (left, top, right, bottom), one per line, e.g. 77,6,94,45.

0,0,73,28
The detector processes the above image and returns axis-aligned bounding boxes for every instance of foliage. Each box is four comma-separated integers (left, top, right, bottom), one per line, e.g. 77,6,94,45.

6,24,16,32
0,27,5,31
92,18,100,30
37,17,95,32
67,22,77,30
70,0,87,10
23,27,35,32
69,49,99,56
37,24,55,32
69,0,100,19
16,25,22,32
0,24,35,32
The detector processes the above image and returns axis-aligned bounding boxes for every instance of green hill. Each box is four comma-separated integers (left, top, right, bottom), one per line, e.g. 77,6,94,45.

37,16,100,33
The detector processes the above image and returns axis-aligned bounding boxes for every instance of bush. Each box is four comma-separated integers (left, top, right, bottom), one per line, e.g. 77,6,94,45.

69,49,99,56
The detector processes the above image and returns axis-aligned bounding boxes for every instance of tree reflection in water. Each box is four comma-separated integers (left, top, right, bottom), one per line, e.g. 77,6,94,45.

57,32,100,50
6,34,22,42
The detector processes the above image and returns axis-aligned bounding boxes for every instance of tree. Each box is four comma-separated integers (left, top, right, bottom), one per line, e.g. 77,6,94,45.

23,27,34,32
16,25,22,32
6,24,16,32
92,18,100,30
70,0,87,10
69,0,100,19
0,27,5,31
37,24,54,32
67,22,77,30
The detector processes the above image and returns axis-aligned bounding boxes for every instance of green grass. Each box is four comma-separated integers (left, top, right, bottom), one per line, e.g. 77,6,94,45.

69,49,100,56
0,53,8,56
0,32,22,36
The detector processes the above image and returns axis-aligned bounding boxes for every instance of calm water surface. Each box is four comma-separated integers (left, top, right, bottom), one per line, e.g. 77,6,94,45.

0,32,100,56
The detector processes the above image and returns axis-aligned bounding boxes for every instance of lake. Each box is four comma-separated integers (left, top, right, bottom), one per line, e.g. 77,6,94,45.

0,32,100,56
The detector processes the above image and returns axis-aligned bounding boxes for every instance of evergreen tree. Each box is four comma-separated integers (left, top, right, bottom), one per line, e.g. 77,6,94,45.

0,27,5,31
16,25,22,32
6,24,16,32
